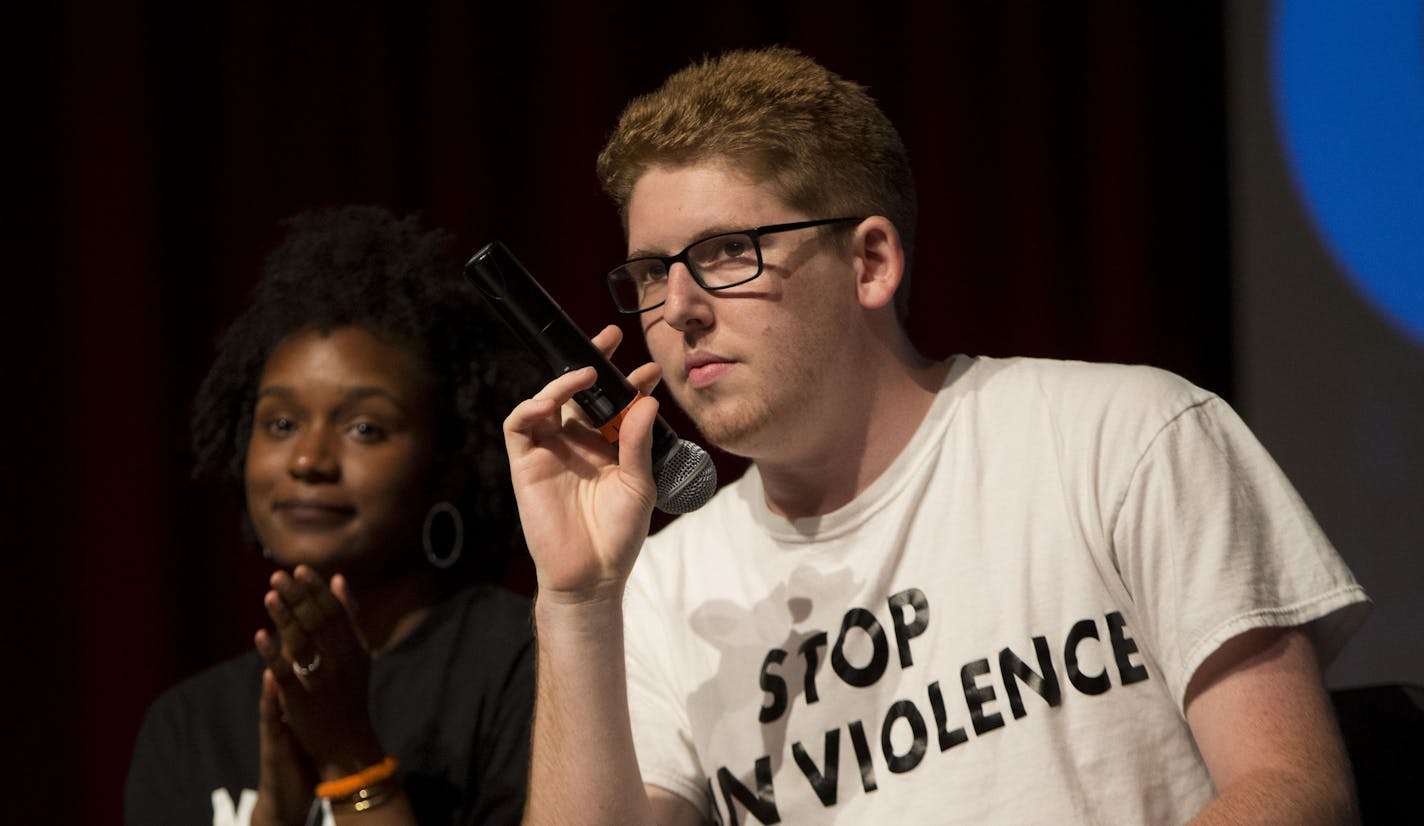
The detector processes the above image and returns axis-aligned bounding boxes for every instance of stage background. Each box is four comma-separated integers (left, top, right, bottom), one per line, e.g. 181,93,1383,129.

11,2,1418,822
1227,1,1423,702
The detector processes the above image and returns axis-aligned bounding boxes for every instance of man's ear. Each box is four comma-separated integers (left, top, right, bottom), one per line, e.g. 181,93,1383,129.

851,216,905,311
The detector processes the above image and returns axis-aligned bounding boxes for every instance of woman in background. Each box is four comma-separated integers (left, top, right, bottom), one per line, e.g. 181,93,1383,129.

126,206,534,825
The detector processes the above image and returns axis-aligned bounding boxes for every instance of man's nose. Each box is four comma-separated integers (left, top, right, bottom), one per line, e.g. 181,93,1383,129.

660,263,713,332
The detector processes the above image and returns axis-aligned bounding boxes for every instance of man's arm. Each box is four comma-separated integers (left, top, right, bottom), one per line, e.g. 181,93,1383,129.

527,586,706,826
526,595,650,825
1184,626,1359,825
506,326,702,826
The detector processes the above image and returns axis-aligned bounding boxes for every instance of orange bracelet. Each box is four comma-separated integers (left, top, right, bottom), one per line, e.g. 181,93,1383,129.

315,755,399,800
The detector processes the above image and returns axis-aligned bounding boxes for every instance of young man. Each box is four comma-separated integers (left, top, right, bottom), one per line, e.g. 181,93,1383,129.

505,47,1369,825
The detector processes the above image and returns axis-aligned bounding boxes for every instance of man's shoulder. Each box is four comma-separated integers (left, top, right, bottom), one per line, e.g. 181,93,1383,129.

962,355,1216,420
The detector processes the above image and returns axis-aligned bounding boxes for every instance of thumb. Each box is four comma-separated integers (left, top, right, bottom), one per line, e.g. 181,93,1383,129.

616,394,660,497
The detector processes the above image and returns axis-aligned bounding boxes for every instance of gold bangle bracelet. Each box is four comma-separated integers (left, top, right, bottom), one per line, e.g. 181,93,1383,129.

334,778,398,814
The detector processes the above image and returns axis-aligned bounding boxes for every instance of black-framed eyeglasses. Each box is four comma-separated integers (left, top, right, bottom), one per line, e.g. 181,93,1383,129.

604,216,863,314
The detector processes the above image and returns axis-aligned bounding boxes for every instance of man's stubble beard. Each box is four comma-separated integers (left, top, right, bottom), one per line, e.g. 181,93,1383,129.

669,355,829,460
677,385,774,457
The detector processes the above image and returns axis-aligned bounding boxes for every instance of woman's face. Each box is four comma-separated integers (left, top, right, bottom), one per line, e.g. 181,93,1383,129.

244,326,440,576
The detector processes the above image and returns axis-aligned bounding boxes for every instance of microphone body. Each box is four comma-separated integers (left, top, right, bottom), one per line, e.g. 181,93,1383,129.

465,241,717,514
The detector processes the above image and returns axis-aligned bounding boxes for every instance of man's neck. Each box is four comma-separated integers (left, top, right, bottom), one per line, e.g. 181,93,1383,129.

755,351,950,519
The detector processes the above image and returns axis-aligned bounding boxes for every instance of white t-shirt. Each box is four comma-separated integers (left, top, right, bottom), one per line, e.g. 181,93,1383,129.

624,356,1368,825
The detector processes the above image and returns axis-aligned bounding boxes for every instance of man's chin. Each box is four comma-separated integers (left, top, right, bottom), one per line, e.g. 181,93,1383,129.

682,399,773,458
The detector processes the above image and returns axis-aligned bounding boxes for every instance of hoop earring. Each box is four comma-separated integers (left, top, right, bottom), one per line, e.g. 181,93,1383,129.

422,501,463,569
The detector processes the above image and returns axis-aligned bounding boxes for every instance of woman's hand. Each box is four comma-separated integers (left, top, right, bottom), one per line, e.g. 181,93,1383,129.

249,668,318,826
254,566,386,781
503,325,662,605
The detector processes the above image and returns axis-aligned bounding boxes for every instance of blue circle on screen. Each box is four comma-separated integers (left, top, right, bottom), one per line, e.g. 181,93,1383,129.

1270,0,1424,346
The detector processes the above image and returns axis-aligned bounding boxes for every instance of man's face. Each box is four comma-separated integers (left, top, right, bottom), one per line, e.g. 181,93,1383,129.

627,161,863,460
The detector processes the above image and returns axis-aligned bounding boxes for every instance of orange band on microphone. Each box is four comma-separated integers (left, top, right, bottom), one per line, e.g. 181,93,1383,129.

597,392,645,443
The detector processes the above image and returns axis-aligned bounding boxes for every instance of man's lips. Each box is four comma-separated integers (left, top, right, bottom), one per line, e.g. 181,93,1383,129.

685,353,734,389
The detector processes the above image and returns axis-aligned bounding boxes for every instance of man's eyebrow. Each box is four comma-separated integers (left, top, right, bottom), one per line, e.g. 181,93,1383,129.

627,224,746,260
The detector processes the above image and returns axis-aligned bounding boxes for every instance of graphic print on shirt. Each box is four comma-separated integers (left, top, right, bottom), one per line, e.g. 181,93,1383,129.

209,788,333,826
700,585,1153,826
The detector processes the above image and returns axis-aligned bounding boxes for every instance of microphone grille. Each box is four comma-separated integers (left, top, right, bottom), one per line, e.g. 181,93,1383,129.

654,440,718,514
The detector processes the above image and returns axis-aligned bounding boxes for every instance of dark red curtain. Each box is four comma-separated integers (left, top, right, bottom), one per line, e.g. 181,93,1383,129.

14,2,1227,821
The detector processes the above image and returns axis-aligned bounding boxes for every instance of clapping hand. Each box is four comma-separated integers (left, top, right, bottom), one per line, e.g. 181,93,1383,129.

253,566,385,782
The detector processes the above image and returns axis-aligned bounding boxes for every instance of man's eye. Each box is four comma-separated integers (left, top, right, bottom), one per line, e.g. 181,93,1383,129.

719,239,749,258
694,236,754,267
635,262,667,284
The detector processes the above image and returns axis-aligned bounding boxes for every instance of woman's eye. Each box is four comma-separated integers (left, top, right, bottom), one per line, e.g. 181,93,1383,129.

350,421,386,442
265,417,295,436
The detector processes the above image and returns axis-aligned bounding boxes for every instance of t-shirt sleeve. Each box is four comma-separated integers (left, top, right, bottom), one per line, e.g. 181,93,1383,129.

125,696,185,825
124,654,267,826
1108,395,1370,710
623,552,713,819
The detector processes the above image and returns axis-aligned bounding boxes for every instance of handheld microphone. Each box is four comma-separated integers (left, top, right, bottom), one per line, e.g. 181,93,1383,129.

465,241,717,514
